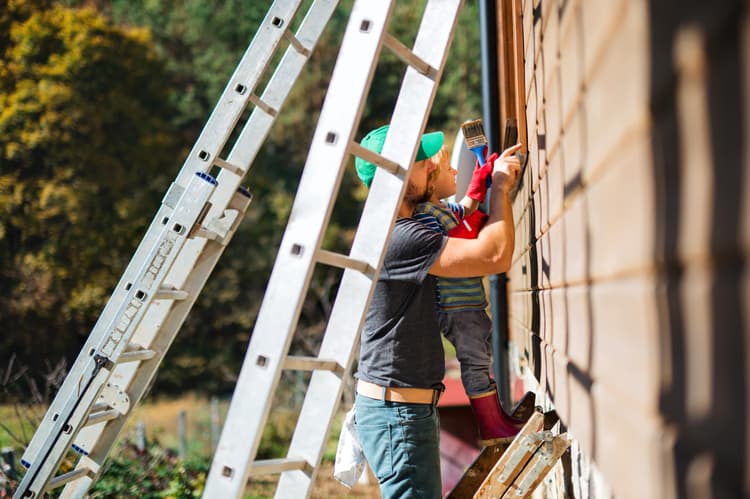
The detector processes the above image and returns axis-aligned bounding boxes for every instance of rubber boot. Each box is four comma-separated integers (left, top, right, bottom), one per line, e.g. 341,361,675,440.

469,388,523,446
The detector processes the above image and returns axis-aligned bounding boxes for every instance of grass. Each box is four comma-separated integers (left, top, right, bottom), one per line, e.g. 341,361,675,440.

0,393,375,498
0,403,42,449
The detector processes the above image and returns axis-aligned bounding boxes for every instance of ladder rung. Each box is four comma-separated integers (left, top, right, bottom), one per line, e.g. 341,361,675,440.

249,94,279,117
382,33,436,77
192,227,221,241
249,457,311,476
283,355,343,376
213,157,245,176
154,287,189,300
48,467,91,489
84,409,121,427
283,30,311,57
349,142,404,176
316,249,374,276
117,347,157,364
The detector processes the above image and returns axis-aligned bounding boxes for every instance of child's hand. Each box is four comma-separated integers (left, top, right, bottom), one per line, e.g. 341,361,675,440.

466,152,499,202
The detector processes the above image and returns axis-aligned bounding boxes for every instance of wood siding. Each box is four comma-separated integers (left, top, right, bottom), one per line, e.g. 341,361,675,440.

501,0,749,497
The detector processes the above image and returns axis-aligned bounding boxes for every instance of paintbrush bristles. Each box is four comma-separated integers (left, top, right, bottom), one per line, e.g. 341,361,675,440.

461,119,488,149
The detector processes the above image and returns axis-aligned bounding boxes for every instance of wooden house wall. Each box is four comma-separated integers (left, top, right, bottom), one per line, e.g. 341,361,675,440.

502,0,749,497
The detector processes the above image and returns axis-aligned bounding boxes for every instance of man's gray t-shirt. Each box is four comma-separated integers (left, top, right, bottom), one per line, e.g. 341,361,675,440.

357,217,448,390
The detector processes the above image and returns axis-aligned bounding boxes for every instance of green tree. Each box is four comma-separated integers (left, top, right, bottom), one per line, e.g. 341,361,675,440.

0,1,180,390
0,0,483,397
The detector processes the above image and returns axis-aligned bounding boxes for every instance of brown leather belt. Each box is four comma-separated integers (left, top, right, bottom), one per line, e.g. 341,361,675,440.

357,380,442,405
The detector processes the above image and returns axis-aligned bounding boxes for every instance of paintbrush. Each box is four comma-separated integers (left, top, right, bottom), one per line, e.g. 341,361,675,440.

460,119,488,164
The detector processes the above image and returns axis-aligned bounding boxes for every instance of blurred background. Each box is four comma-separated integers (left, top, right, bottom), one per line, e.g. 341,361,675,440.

0,0,482,495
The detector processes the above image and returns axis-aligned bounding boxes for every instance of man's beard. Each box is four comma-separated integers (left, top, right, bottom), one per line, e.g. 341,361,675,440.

404,180,433,207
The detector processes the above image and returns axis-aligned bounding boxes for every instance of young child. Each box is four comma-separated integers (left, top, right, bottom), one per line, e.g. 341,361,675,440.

413,145,526,445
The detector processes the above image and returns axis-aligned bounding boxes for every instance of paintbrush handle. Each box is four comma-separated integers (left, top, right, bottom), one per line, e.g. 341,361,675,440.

470,147,486,165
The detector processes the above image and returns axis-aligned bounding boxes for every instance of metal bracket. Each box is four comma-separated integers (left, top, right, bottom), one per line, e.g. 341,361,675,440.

96,382,130,415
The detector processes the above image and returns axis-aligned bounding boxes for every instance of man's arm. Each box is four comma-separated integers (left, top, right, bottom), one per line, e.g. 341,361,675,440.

429,144,522,278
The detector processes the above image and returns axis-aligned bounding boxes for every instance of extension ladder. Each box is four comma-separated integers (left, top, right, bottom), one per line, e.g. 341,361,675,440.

14,0,340,496
202,0,463,497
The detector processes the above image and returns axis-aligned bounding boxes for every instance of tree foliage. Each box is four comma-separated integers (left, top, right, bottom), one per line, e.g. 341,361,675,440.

0,0,179,385
0,0,482,398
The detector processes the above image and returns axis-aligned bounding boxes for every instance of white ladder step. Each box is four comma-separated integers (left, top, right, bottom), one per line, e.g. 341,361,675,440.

116,348,156,364
213,157,245,176
316,249,374,275
349,142,404,176
283,355,344,376
382,32,437,77
249,457,312,476
283,30,312,57
83,409,121,428
48,467,92,490
117,343,157,364
154,287,189,300
249,94,279,117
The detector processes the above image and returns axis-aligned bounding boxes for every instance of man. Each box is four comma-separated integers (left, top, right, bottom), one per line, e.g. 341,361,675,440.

353,124,521,498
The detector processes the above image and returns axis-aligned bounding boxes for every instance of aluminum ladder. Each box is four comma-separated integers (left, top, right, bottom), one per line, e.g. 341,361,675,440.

202,0,463,497
14,0,340,496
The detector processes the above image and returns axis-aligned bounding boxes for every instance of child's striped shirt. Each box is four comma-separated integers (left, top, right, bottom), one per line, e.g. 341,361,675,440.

413,201,487,311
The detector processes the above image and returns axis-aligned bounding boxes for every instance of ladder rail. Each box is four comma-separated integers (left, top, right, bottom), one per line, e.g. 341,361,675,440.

16,173,218,498
204,0,466,497
172,0,305,186
276,1,463,496
201,1,398,497
59,193,251,499
19,0,305,475
55,1,341,496
15,0,340,496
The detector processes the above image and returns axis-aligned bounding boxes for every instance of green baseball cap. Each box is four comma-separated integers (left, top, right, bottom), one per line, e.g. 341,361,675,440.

355,124,444,187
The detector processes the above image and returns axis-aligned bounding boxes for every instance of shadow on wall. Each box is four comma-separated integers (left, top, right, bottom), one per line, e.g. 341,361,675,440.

519,0,748,496
648,1,747,497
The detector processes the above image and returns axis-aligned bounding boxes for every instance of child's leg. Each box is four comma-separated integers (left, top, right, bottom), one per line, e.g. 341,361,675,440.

439,310,493,395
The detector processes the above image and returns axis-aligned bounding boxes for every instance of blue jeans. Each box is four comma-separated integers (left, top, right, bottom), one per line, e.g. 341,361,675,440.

354,393,441,498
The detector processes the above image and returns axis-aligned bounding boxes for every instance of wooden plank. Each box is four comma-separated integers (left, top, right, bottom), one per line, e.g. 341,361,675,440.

446,397,539,498
447,443,510,499
512,0,528,151
472,411,546,498
500,434,571,498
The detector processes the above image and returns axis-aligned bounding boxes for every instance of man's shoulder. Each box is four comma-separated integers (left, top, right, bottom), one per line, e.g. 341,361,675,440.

389,217,444,248
394,216,436,236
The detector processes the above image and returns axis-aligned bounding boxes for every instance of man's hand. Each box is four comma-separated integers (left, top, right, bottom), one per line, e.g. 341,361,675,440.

492,143,523,194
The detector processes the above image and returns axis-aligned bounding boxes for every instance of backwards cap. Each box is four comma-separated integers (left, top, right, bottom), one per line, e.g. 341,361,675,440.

355,124,444,187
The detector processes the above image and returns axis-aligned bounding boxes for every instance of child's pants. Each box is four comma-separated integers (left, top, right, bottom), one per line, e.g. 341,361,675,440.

440,309,493,395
